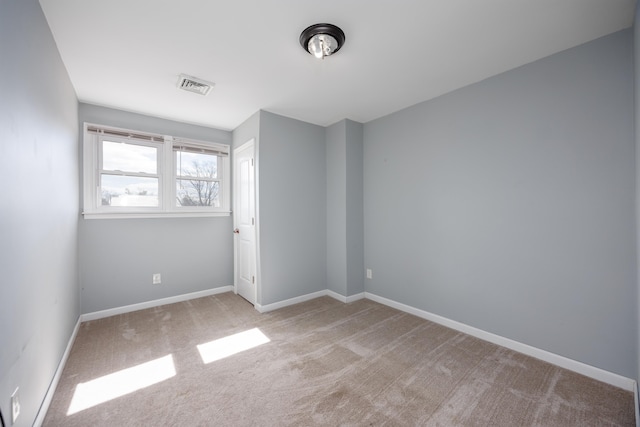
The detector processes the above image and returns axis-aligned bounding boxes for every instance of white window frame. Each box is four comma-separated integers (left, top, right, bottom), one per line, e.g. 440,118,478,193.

83,123,230,219
173,140,227,213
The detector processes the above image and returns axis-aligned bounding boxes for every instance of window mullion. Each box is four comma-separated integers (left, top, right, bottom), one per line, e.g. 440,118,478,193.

163,139,173,212
176,175,218,182
100,170,159,179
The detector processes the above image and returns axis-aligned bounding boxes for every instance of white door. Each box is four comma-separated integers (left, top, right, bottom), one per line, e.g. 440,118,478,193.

233,139,256,304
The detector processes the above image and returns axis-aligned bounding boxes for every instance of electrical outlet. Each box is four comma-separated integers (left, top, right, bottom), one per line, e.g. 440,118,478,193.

152,273,161,285
11,387,20,423
366,269,373,279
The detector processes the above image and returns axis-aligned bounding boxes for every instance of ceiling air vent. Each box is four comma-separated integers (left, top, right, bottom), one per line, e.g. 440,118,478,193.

177,74,214,96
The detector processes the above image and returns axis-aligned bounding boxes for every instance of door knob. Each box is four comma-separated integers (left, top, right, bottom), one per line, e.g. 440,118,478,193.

233,228,240,234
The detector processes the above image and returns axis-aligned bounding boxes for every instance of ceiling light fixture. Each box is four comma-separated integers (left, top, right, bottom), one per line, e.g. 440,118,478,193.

299,23,345,59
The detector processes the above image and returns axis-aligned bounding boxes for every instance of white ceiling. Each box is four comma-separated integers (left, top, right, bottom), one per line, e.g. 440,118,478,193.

39,0,636,131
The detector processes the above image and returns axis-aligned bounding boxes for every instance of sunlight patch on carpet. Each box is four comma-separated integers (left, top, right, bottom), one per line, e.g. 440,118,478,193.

67,354,176,415
197,328,270,364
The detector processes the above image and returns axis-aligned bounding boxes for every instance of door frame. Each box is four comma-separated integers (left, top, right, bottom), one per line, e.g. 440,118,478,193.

233,138,259,306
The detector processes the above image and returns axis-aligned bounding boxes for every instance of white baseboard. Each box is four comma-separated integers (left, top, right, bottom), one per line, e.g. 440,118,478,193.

81,286,234,322
256,289,366,312
327,290,365,303
345,292,365,303
33,317,81,427
364,292,636,392
327,290,347,303
255,290,328,313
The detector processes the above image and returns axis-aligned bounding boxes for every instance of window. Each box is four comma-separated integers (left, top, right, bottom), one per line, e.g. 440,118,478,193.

174,144,221,208
83,124,230,218
101,139,160,208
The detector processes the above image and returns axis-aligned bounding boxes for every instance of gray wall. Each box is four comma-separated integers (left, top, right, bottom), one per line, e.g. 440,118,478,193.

326,120,365,298
363,29,636,378
78,104,234,313
326,121,348,296
232,111,260,152
635,4,640,383
345,120,365,297
0,1,80,425
258,111,326,305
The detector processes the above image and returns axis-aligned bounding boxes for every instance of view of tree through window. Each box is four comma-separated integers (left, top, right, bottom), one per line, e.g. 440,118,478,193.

175,150,220,207
84,125,230,217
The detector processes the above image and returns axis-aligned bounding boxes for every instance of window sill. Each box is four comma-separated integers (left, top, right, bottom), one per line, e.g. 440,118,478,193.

82,211,231,220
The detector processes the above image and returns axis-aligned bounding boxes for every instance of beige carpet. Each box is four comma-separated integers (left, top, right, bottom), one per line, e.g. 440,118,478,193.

43,293,635,426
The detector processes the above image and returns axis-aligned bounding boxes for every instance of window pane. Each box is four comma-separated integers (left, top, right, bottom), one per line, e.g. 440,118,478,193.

103,140,157,174
176,151,217,179
101,175,159,207
176,180,219,207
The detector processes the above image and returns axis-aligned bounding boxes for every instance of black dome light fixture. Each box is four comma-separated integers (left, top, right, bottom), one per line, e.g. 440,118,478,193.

299,23,345,59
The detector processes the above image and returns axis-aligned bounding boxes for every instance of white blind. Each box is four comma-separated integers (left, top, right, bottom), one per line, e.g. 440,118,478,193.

172,140,229,157
86,124,229,156
86,125,165,142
